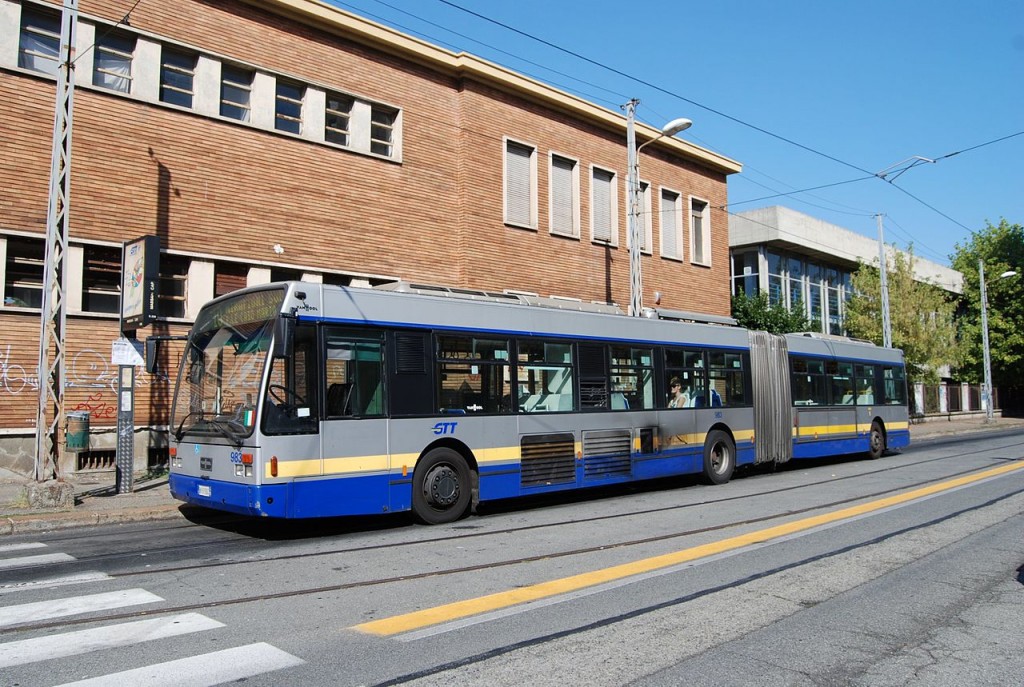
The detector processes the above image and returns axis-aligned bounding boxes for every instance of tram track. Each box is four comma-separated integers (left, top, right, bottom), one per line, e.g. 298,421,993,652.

14,437,1024,576
5,449,1022,637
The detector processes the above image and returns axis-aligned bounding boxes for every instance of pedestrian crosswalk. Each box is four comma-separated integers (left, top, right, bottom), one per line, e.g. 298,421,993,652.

0,541,304,686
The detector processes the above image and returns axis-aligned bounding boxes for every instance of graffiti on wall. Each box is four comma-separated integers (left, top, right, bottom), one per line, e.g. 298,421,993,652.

0,345,169,394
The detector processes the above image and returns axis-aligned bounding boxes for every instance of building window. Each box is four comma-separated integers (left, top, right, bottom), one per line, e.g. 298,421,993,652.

214,262,248,298
549,154,579,238
767,251,784,306
807,263,824,332
274,80,304,135
93,30,135,93
325,93,353,146
158,255,189,319
590,166,617,244
3,238,45,309
787,257,805,314
732,251,759,296
690,198,710,266
82,245,121,314
504,140,537,228
18,7,60,76
160,47,197,109
370,106,397,157
826,268,843,335
659,189,682,260
220,65,253,122
638,181,652,253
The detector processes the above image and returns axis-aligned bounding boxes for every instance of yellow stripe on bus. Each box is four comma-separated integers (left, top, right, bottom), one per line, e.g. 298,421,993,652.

352,461,1024,637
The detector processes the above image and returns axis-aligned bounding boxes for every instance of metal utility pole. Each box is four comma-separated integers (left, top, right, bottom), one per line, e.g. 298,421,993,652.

876,214,892,349
625,99,642,317
979,259,994,423
35,0,79,481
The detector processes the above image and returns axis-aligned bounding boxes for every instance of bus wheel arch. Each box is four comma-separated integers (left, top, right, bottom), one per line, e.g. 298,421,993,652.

867,419,887,460
411,440,478,525
702,424,736,485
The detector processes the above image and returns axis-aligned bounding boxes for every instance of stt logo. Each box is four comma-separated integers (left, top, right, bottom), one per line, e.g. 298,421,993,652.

432,421,458,435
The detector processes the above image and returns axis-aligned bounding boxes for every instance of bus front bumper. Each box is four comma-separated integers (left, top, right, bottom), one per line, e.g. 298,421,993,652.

169,473,289,518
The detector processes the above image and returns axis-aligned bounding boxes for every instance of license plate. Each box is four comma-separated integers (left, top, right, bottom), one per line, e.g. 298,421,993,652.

198,484,211,497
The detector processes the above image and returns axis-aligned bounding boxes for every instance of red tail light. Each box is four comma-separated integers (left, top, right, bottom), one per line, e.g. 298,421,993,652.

241,453,253,465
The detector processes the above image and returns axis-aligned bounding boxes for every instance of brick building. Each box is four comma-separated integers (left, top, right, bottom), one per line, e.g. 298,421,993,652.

0,0,741,476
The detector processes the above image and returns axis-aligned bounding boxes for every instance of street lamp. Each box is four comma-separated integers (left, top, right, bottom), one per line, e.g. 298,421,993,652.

625,99,692,316
979,260,1017,422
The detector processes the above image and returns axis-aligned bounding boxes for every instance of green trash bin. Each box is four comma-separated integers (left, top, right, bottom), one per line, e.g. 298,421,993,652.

66,411,90,452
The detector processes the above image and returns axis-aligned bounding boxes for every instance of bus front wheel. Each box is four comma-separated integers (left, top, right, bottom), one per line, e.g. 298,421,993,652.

412,448,472,525
867,421,886,460
702,430,735,485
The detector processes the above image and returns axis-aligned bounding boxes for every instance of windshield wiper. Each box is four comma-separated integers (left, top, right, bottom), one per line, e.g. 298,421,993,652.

174,410,205,442
209,418,246,447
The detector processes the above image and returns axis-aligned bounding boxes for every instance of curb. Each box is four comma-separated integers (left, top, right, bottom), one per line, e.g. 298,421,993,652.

0,505,186,536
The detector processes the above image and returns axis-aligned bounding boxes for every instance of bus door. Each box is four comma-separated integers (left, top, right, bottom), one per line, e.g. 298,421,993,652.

319,328,390,510
261,322,320,483
853,363,877,436
790,357,829,444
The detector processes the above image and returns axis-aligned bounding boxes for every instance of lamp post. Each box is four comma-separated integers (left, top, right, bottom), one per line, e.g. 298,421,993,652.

625,99,692,316
979,259,1017,422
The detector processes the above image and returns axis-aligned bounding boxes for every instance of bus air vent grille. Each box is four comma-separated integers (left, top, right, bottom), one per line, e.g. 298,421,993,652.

520,433,576,487
582,430,631,479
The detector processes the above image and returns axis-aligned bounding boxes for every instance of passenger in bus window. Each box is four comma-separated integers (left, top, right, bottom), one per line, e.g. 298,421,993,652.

668,377,689,408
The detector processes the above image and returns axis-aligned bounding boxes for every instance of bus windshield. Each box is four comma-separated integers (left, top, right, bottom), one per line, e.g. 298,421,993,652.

171,288,286,442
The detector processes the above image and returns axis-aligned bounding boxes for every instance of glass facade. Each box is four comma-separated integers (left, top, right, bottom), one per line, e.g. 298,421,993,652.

732,248,855,335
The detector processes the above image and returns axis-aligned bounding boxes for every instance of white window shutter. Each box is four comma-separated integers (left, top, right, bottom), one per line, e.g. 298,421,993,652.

551,157,574,235
506,142,533,226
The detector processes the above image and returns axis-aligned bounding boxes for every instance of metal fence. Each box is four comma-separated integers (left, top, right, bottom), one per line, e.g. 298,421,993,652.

912,383,998,417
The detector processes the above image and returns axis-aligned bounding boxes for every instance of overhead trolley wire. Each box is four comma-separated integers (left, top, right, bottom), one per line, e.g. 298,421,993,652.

436,0,877,177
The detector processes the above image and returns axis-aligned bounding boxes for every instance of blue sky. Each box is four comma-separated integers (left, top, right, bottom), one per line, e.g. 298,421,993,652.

326,0,1023,267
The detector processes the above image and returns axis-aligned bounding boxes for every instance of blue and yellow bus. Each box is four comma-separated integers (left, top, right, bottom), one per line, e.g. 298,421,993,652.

165,281,909,524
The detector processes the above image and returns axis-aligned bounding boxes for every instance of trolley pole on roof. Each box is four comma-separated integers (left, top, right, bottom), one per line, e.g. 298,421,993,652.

35,0,79,482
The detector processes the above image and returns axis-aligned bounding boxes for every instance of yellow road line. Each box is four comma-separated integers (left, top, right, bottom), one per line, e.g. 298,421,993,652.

353,461,1024,637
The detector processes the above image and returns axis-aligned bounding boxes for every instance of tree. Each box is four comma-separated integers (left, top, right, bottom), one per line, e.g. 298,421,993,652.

844,247,960,385
731,291,811,334
950,219,1024,388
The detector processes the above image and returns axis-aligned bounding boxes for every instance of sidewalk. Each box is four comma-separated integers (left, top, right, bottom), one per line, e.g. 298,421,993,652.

2,416,1023,536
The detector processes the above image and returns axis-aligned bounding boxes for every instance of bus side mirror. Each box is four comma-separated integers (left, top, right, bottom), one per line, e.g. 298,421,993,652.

273,316,294,358
145,338,159,374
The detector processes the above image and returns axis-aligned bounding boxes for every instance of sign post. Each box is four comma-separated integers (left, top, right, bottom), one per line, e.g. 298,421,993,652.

117,236,159,494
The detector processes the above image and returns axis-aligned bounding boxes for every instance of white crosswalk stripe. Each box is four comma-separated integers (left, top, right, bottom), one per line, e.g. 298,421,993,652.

0,548,303,685
54,642,305,686
0,571,111,596
0,613,225,668
0,542,48,553
0,552,76,570
0,589,162,629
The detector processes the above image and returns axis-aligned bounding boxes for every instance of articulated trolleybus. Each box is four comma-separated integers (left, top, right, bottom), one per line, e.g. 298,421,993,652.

167,281,909,524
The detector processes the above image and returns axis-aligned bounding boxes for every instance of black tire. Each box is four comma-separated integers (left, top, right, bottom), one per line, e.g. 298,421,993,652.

412,448,472,525
702,429,735,485
867,421,886,460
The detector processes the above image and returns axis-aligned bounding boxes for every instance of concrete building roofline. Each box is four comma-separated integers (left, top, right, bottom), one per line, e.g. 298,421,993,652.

245,0,742,175
729,206,963,294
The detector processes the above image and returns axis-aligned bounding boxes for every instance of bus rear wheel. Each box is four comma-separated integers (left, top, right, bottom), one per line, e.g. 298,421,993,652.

412,448,471,525
702,430,735,485
867,421,886,460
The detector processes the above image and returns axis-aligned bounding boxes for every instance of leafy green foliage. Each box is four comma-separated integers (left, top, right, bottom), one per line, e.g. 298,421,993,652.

731,291,811,334
950,219,1024,387
844,247,960,385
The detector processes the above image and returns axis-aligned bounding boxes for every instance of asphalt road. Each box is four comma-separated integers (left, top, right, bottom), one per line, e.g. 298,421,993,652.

1,429,1023,686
